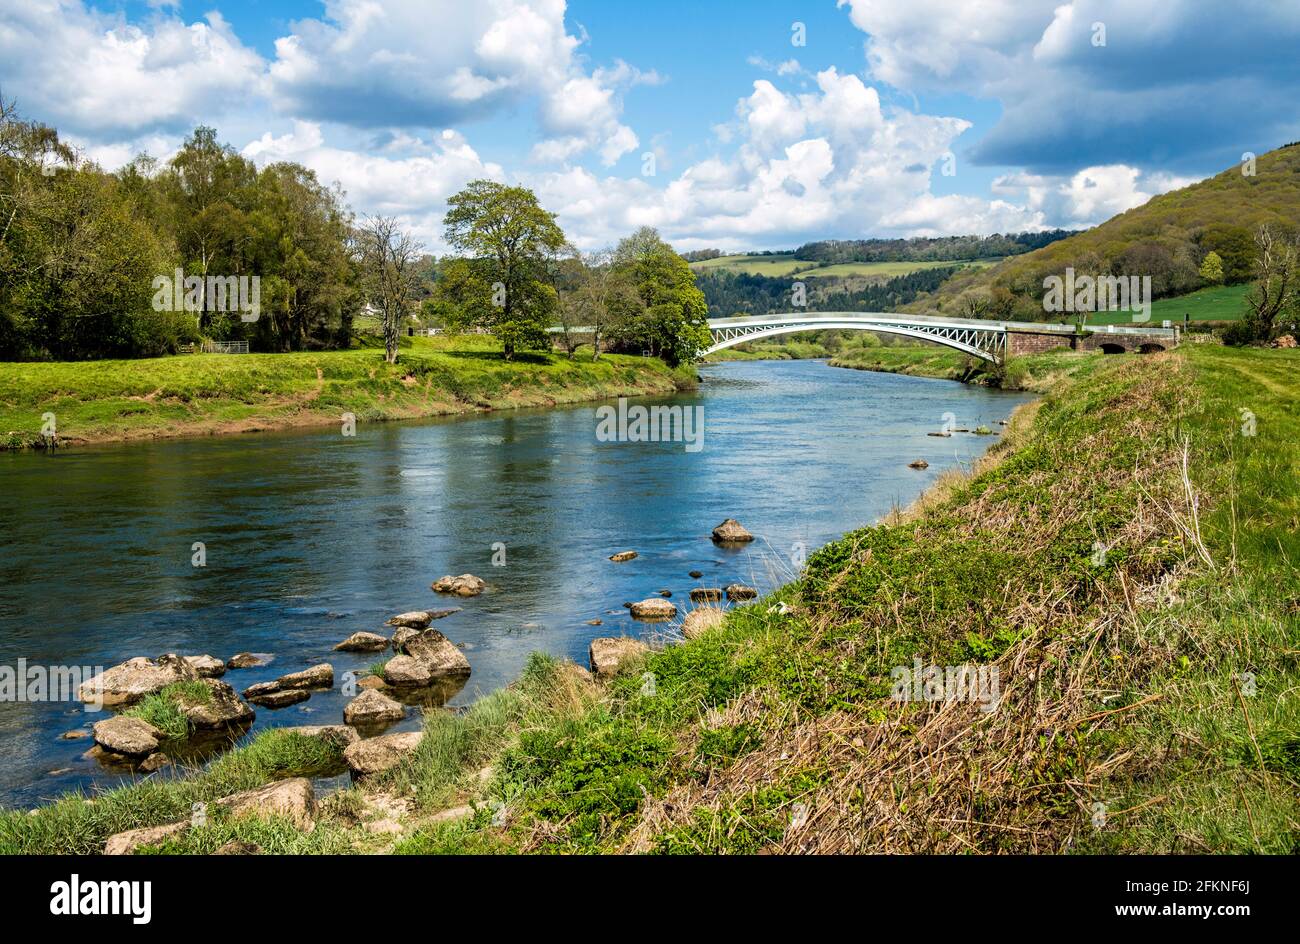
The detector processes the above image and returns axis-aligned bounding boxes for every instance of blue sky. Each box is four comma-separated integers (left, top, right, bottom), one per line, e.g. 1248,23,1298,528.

3,0,1298,252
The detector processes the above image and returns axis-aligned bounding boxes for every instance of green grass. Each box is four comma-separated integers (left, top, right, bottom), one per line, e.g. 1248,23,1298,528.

0,334,692,449
690,254,995,279
1080,282,1253,326
124,681,213,740
0,728,350,854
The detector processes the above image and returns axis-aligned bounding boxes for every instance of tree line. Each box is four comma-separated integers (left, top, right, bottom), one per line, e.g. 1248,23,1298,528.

695,265,965,317
0,103,710,364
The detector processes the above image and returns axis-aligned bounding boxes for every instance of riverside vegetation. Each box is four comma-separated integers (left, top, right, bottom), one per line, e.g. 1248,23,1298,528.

3,341,1293,854
1,334,693,449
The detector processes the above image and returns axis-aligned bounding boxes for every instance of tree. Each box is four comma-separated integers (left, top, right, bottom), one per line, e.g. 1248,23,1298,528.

1199,250,1224,284
356,215,423,364
607,227,710,365
1242,225,1297,341
442,180,566,359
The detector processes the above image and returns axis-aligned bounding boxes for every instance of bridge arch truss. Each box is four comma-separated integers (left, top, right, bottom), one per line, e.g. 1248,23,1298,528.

705,314,1008,363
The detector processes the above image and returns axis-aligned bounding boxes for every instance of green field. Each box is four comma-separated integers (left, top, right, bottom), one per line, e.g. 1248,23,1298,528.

0,334,691,449
690,253,995,279
1083,282,1252,326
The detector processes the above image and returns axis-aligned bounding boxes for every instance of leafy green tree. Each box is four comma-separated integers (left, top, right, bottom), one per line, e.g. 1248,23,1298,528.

1199,250,1224,284
442,180,566,358
608,227,710,364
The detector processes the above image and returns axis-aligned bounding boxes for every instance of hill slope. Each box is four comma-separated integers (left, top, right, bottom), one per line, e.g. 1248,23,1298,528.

911,143,1300,321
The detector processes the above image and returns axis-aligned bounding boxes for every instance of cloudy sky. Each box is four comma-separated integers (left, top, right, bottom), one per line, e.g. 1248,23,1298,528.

2,0,1297,252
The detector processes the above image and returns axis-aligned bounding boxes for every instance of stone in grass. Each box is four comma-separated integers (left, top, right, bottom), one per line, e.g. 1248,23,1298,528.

682,607,726,640
343,731,424,777
588,637,650,680
333,631,390,653
629,598,676,620
102,778,317,854
344,689,405,726
140,752,171,773
609,550,638,562
711,518,754,543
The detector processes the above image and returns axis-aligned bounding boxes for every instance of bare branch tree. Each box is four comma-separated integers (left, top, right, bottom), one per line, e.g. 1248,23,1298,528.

1246,224,1297,339
356,215,423,363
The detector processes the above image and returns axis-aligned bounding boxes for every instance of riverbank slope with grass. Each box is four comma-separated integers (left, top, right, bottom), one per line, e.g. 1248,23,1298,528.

829,344,1094,392
4,343,1293,855
0,335,694,450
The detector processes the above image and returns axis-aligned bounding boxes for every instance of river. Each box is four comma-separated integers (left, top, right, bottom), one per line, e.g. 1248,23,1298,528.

0,359,1031,808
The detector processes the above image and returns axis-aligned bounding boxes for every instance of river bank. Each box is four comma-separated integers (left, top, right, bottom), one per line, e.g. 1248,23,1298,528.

6,345,1292,854
0,335,694,450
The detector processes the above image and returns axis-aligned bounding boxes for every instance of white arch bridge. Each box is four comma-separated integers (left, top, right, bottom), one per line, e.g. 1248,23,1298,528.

701,312,1179,364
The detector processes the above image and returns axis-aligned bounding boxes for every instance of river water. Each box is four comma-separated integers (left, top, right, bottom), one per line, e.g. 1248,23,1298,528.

0,359,1031,809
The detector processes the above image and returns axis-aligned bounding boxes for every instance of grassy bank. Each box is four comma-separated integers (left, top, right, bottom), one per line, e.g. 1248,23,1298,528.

0,335,694,449
4,343,1294,854
828,344,1092,392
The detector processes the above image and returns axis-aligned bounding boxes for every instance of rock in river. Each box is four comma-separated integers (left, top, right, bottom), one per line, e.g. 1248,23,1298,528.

247,689,310,709
690,587,724,603
333,631,390,653
241,663,334,700
79,653,198,706
588,638,650,680
344,689,405,726
180,678,255,729
226,652,271,670
609,550,638,562
183,654,227,678
386,608,460,628
404,629,471,676
908,459,929,469
431,574,485,596
92,716,163,757
344,731,424,776
711,518,754,543
629,598,676,620
725,584,758,602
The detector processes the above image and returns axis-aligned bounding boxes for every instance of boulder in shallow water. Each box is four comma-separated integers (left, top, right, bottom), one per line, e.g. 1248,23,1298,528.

246,689,310,709
344,689,405,726
431,574,485,597
725,584,758,602
92,716,162,757
241,663,333,700
908,459,929,469
333,631,390,653
403,629,471,677
79,654,198,706
690,587,723,603
711,518,754,543
630,598,676,620
344,731,424,776
140,752,172,773
609,550,638,562
226,652,271,670
588,637,650,680
180,678,255,729
183,655,227,678
278,725,359,749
